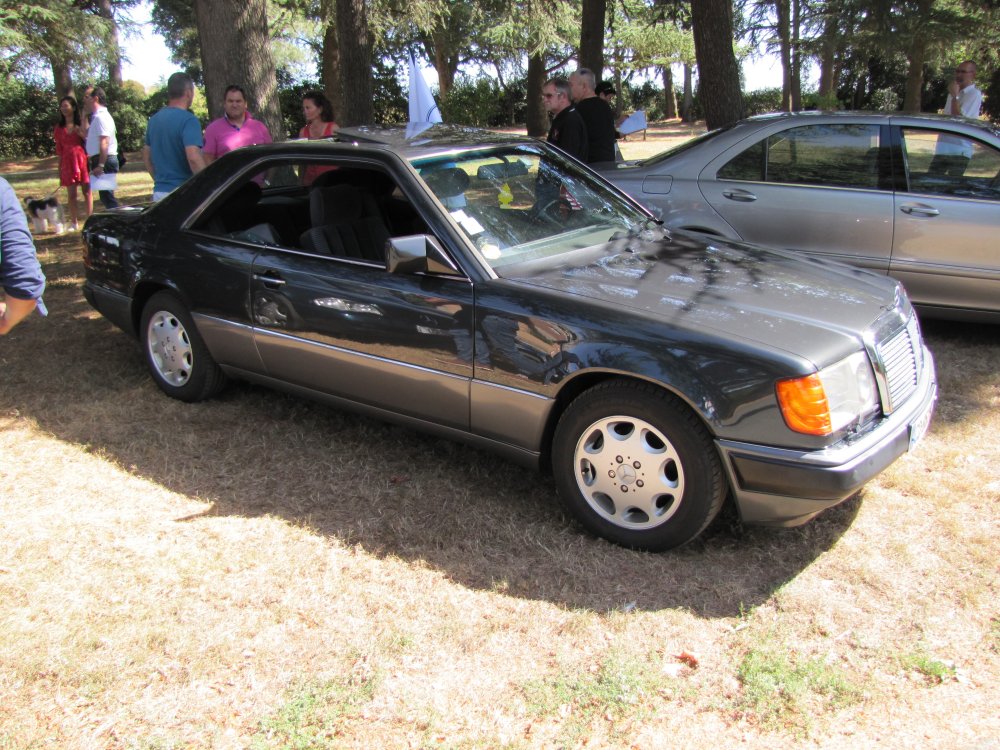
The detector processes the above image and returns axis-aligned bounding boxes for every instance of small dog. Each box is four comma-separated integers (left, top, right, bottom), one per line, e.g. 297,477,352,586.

24,195,64,234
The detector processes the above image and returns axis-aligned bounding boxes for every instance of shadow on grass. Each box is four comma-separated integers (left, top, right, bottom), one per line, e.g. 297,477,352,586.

6,257,992,617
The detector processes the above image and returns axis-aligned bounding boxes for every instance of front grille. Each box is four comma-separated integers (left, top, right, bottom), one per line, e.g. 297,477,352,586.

873,314,921,414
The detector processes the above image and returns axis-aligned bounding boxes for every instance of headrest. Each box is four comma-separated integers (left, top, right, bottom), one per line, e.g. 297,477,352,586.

311,184,364,225
220,181,262,229
476,160,529,181
421,167,470,199
225,181,262,208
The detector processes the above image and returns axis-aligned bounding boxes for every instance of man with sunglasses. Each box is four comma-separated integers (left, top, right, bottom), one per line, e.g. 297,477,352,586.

945,61,982,119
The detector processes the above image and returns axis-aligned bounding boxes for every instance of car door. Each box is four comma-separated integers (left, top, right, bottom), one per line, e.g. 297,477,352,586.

890,123,1000,316
699,120,895,271
248,158,476,431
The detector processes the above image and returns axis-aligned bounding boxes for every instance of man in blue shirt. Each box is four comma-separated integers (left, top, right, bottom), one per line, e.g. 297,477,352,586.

0,177,47,335
143,72,206,201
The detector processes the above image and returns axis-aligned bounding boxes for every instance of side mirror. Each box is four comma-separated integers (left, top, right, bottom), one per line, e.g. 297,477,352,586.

387,234,460,275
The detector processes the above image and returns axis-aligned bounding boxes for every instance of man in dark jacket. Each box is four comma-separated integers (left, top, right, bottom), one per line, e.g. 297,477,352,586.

542,77,588,162
569,68,617,164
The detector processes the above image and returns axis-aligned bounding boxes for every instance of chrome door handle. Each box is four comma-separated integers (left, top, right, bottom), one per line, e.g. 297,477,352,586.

253,272,286,287
722,189,757,202
900,205,940,217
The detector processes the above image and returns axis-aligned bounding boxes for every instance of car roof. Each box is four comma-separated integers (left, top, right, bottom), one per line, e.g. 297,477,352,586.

743,110,999,137
214,125,542,167
337,124,539,161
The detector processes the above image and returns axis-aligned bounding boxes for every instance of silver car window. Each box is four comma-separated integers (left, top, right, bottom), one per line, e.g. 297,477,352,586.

900,127,1000,201
719,124,884,190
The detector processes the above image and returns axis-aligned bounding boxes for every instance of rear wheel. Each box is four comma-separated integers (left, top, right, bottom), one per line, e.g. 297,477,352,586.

552,381,726,551
140,291,226,402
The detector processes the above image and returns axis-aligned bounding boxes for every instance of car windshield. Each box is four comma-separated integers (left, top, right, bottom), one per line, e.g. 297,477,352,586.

410,144,656,270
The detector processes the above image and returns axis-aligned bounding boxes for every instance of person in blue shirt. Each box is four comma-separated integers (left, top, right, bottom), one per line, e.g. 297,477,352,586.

0,177,47,335
142,72,207,201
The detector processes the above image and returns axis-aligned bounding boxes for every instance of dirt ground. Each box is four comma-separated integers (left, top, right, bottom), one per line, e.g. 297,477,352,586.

1,131,997,749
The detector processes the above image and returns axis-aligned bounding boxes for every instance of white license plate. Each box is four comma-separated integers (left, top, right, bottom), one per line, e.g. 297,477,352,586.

908,399,934,452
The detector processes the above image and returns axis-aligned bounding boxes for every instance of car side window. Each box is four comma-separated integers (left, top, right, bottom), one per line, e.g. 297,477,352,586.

191,159,431,256
901,127,1000,201
719,124,884,190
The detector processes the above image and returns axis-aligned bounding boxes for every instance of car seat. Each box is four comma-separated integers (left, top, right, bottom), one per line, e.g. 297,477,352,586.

300,183,391,263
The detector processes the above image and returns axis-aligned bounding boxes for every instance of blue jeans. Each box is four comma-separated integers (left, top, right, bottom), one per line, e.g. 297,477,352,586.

91,154,120,209
98,190,119,209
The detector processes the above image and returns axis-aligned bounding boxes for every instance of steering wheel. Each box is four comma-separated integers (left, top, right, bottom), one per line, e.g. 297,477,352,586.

531,197,573,224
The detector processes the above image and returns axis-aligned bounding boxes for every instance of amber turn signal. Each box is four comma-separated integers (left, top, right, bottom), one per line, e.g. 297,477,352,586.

776,374,833,436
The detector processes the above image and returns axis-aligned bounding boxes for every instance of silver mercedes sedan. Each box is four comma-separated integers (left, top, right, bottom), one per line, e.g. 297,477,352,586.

596,112,1000,322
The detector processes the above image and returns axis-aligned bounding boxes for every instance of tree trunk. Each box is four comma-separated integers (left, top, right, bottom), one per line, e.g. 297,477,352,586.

690,0,745,129
579,0,606,75
817,14,837,102
662,66,677,119
194,0,283,139
776,0,791,110
320,0,343,122
425,31,460,101
902,0,932,112
790,0,801,110
97,0,123,86
335,0,373,125
681,64,693,122
526,53,548,138
903,38,926,112
51,58,73,98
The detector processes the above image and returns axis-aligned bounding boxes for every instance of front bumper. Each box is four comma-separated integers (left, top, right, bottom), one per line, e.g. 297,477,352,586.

717,347,937,526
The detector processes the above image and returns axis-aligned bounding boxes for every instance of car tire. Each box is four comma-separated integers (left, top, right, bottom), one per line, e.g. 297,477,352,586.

140,291,226,402
552,380,726,551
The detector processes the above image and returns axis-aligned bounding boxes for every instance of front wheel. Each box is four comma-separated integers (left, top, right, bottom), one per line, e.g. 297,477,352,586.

552,381,726,551
140,291,226,402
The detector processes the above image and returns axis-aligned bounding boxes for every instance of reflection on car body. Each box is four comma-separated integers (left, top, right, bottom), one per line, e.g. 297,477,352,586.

82,124,936,551
595,111,1000,323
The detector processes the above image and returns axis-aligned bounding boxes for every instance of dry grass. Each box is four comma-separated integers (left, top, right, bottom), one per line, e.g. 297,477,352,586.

1,132,998,749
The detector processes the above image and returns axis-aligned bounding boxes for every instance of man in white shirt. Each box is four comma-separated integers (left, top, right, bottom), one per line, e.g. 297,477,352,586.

83,86,120,209
944,61,982,119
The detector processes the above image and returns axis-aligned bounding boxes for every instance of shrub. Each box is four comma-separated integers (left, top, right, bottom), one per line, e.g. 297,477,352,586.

744,88,782,116
436,75,526,128
0,78,59,160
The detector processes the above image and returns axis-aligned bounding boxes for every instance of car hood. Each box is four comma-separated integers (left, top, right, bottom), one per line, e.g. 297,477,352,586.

503,229,900,363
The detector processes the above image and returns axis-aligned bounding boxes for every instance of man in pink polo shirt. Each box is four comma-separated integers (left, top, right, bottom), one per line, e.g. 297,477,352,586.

203,85,272,164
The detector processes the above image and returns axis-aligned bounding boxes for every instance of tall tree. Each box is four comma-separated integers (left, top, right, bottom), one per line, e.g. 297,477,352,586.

319,0,342,117
776,0,791,109
579,0,607,74
335,0,373,124
485,0,578,135
0,1,118,95
691,0,745,128
193,0,283,137
95,0,123,85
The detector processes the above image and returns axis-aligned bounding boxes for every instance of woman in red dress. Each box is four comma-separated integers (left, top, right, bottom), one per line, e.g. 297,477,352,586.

54,96,92,230
298,91,339,186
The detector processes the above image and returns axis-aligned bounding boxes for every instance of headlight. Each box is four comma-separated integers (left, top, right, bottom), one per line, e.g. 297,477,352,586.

776,351,879,436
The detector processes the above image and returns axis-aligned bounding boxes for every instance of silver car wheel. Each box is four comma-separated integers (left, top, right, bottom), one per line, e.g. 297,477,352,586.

573,415,684,530
146,310,193,387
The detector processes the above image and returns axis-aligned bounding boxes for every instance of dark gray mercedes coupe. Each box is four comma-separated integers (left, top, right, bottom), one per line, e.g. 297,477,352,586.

82,125,937,551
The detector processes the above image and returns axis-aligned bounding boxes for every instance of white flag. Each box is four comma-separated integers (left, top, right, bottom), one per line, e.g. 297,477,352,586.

408,53,442,124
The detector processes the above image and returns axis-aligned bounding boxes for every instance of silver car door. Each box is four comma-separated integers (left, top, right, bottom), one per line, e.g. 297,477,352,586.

700,121,894,271
892,125,1000,316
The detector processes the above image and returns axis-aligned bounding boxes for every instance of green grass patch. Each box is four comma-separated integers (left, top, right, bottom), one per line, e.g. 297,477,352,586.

249,675,380,749
898,650,957,684
521,650,660,745
735,645,861,731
